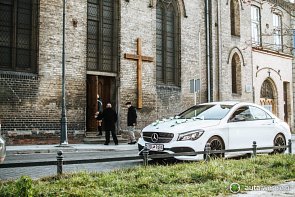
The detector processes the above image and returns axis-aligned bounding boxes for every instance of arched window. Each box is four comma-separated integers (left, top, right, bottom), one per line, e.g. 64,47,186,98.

156,0,180,86
0,0,39,73
260,79,276,114
230,0,240,36
231,53,241,94
87,0,118,72
260,80,274,99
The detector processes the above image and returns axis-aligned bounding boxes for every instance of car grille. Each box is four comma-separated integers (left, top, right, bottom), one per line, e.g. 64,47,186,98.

143,132,174,143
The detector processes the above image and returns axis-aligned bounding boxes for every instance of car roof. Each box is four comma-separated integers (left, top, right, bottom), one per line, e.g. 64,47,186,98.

199,101,276,117
199,101,267,108
199,101,239,106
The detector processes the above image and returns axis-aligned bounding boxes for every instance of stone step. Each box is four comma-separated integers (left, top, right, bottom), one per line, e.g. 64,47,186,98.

83,134,129,144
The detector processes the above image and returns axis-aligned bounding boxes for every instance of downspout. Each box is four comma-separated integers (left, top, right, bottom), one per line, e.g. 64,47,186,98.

217,0,222,101
205,0,212,102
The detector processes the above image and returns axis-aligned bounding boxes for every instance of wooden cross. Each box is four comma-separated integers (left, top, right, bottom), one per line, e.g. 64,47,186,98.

124,38,154,109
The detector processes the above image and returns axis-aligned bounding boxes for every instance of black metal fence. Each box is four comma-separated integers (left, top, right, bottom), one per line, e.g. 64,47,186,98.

0,140,292,176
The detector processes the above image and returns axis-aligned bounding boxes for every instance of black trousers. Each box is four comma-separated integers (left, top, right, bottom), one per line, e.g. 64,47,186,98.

97,125,102,135
105,130,118,144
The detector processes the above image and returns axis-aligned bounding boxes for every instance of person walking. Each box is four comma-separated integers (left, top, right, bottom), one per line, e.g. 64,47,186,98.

126,101,137,144
96,94,103,136
100,102,118,145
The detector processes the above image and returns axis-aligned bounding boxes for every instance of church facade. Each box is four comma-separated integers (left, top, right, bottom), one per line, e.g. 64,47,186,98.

0,0,294,145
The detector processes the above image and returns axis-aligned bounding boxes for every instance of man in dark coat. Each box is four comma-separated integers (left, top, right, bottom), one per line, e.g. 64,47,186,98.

99,102,118,145
126,101,137,144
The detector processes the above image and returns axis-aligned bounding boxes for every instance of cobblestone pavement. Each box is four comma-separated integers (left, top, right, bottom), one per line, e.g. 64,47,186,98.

0,160,142,181
1,149,141,181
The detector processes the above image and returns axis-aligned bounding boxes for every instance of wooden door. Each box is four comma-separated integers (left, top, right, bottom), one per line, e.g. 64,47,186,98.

283,82,289,123
86,75,98,133
86,75,116,133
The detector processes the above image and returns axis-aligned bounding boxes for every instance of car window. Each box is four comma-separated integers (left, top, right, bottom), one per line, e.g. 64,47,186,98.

179,104,233,120
249,106,272,120
229,106,254,122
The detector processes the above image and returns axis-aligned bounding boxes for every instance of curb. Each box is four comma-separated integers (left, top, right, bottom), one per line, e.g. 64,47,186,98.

6,135,294,155
6,144,138,155
6,148,117,155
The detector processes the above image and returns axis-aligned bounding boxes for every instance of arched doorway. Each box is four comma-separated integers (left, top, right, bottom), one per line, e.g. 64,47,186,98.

260,79,277,115
86,75,116,134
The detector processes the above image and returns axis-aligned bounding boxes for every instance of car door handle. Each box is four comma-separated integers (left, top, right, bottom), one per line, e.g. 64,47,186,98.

262,122,273,125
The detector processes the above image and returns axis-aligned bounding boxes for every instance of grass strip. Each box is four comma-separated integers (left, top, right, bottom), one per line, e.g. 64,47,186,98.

0,154,294,196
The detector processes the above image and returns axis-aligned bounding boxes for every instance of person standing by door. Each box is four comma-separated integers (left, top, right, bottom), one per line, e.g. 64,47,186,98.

126,101,137,144
101,102,118,145
96,94,103,136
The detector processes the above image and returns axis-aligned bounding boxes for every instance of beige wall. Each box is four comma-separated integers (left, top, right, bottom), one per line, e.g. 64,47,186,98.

253,51,293,128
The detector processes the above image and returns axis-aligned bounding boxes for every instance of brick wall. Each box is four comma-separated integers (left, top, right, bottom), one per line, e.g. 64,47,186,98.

0,0,87,145
118,0,201,131
211,0,253,102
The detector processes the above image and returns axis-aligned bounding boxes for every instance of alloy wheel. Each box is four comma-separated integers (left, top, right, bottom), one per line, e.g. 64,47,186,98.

273,134,286,154
206,136,224,159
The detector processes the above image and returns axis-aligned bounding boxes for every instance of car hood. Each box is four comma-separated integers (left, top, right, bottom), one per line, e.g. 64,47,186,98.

142,118,221,133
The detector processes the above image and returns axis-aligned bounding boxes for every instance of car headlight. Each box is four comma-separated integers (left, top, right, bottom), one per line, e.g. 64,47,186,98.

177,130,204,141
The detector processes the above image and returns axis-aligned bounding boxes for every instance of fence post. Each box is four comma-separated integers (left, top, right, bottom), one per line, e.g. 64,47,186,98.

57,150,64,175
205,143,211,162
288,139,292,154
252,141,257,158
143,145,149,167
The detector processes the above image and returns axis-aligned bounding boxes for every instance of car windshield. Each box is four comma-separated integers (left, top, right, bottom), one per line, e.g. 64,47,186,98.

178,104,233,120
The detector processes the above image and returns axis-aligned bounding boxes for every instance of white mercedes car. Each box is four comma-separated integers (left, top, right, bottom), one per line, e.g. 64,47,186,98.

0,135,5,164
138,102,291,160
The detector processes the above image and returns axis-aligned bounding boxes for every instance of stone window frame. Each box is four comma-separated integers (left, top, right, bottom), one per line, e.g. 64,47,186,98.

86,0,119,73
156,0,181,87
0,0,39,73
272,12,283,51
251,5,261,46
230,0,241,37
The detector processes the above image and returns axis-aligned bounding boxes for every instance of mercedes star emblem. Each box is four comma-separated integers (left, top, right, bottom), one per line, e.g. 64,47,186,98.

151,133,159,143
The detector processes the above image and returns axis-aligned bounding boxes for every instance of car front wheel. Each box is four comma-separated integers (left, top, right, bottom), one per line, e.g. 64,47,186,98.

204,136,224,159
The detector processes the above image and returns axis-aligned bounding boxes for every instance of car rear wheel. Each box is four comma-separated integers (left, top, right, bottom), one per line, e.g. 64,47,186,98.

272,134,286,154
204,136,224,159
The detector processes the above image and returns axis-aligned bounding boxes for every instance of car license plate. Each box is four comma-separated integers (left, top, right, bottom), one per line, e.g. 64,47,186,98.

147,144,164,151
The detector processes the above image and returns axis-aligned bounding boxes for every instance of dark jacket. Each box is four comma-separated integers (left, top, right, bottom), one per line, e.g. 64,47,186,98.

102,108,117,131
95,112,103,121
127,106,137,126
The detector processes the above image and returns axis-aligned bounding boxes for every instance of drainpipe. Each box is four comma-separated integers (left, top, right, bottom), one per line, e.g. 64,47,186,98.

198,29,202,104
205,0,212,102
217,0,222,101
